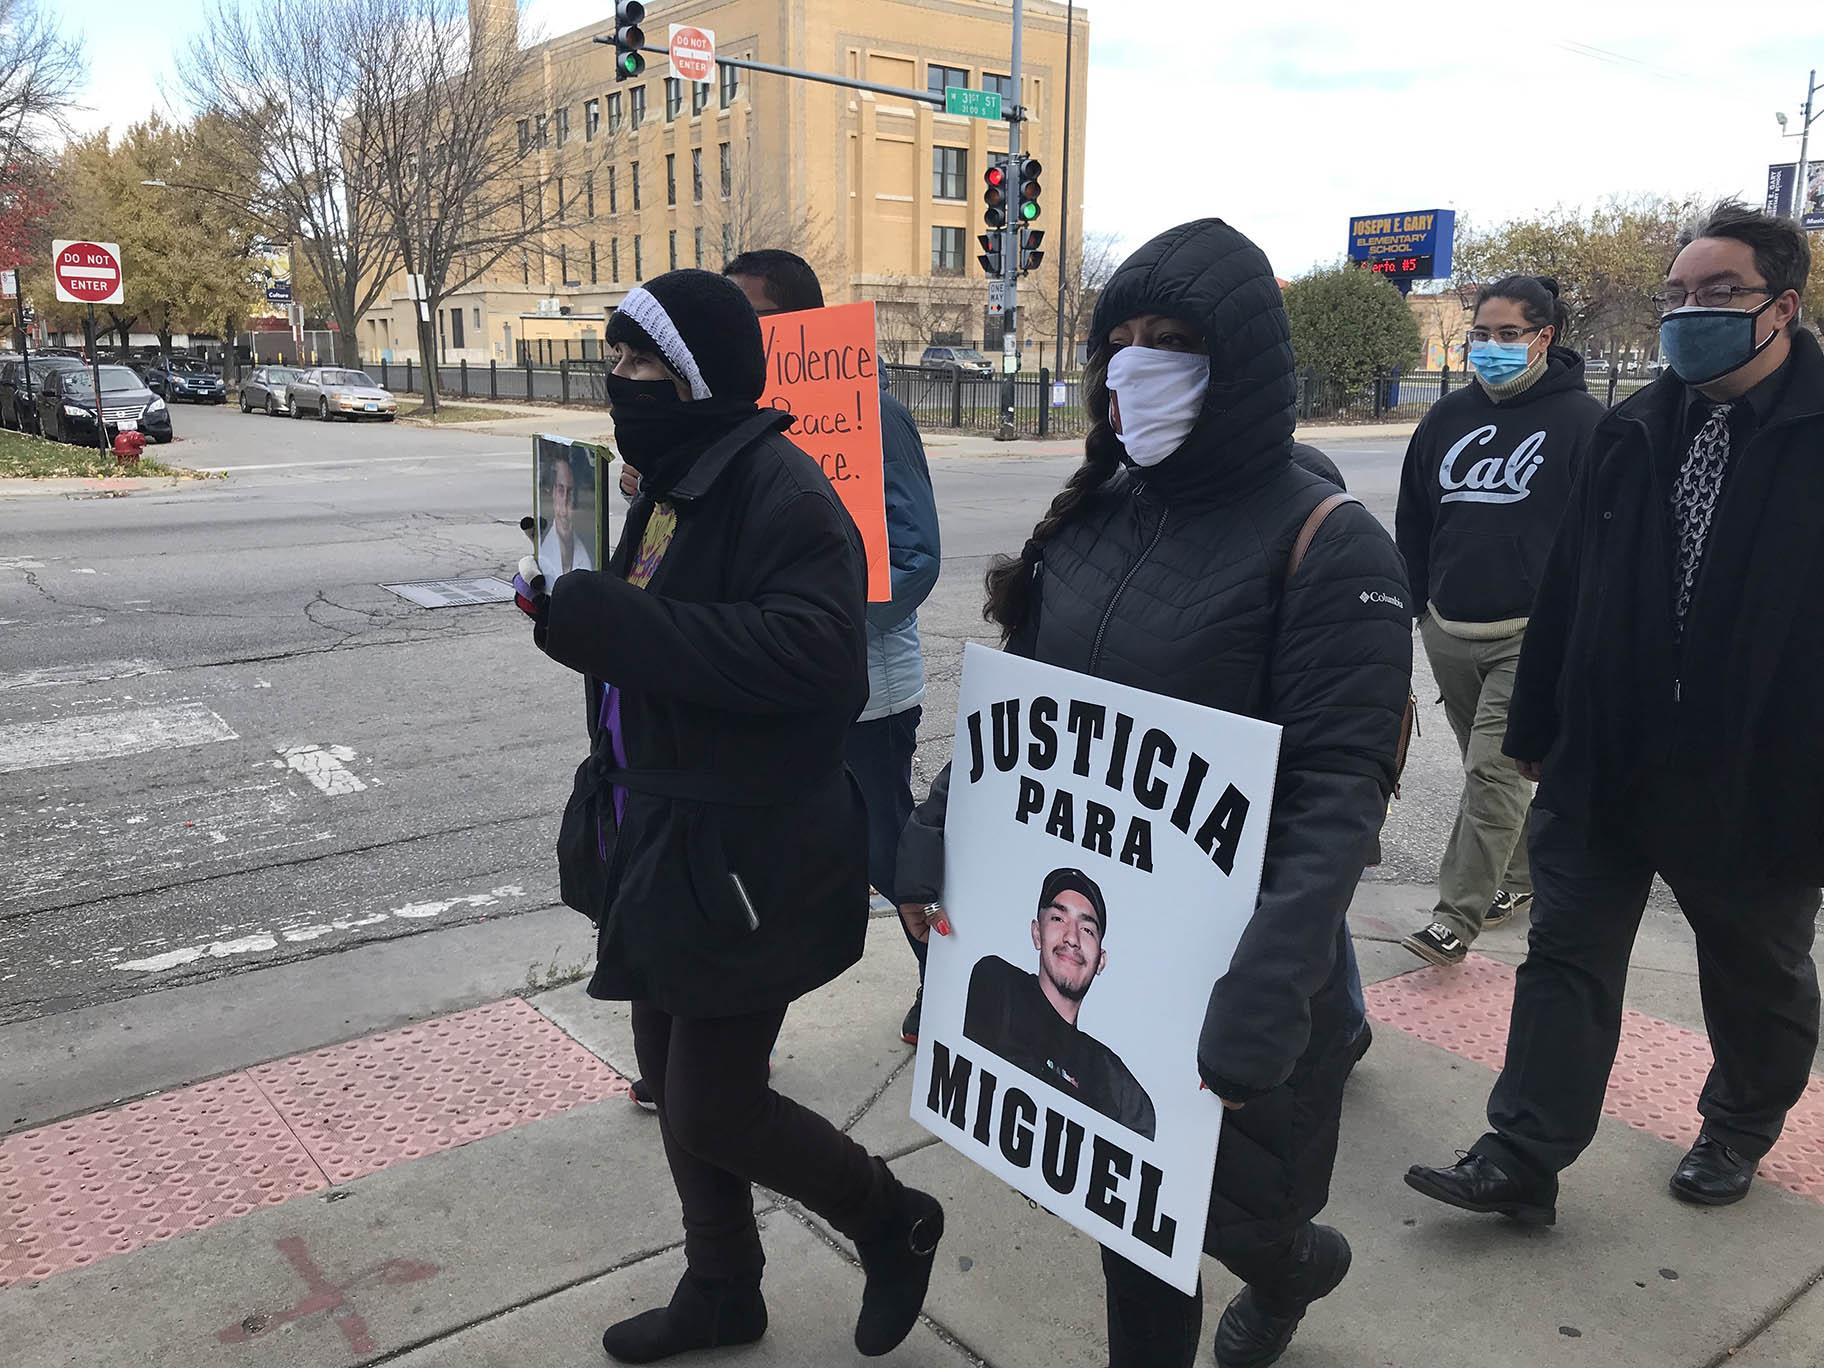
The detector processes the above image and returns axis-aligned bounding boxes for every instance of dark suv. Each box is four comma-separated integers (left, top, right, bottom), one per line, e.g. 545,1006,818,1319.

141,358,227,404
2,355,86,434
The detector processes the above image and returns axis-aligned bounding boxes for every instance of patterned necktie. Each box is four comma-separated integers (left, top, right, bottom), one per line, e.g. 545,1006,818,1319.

1670,404,1733,631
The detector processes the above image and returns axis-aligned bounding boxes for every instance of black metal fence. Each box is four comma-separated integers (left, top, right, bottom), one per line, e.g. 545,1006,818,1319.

1297,366,1652,424
378,357,612,406
881,364,1089,438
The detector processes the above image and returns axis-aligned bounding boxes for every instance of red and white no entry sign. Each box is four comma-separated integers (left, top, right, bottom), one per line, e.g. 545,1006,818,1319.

668,24,716,84
52,239,124,306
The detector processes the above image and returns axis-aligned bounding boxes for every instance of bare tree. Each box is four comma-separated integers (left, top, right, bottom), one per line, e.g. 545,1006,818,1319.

178,0,399,364
694,140,835,275
1026,228,1119,373
0,0,81,172
858,272,982,364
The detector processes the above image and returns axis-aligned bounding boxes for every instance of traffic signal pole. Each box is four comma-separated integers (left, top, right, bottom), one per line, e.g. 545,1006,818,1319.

998,0,1024,441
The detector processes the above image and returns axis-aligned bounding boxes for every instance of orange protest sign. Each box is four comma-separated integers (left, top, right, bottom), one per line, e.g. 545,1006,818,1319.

758,301,889,601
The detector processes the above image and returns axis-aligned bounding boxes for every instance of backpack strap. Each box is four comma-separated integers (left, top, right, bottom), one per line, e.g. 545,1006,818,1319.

1287,491,1361,579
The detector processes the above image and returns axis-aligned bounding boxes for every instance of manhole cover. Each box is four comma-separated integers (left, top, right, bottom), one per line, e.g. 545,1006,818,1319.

381,578,517,609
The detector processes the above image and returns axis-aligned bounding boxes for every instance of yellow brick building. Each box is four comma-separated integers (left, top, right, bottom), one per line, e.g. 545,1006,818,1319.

361,0,1089,369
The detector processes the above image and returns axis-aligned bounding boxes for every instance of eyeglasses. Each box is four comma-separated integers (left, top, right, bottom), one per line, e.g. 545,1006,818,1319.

1651,284,1772,312
1466,326,1542,345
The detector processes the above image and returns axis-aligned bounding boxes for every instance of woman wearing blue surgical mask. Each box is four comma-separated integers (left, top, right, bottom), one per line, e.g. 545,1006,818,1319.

895,220,1414,1368
1392,275,1604,969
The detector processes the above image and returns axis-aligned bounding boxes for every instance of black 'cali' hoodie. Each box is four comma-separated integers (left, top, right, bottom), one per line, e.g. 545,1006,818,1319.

1395,346,1605,627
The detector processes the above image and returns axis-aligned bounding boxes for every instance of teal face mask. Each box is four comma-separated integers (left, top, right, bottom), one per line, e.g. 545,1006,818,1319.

1468,340,1533,385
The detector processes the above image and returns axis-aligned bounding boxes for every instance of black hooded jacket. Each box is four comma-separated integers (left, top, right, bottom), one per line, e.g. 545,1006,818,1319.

1395,347,1603,625
898,220,1412,1107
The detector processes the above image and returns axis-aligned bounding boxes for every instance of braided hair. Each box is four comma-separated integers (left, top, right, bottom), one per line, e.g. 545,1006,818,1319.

983,351,1122,639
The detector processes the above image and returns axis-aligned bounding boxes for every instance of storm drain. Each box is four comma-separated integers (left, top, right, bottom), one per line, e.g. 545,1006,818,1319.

381,578,517,609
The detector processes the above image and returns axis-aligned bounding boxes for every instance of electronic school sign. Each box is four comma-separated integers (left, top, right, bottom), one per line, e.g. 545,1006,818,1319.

1347,209,1456,284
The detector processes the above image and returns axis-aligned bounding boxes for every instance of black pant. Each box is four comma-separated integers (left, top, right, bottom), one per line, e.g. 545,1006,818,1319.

844,705,924,970
1101,1232,1313,1367
631,1001,887,1281
1476,810,1821,1183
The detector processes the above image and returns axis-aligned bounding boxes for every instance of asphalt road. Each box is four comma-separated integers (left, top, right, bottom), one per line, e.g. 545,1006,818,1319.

0,404,1428,1025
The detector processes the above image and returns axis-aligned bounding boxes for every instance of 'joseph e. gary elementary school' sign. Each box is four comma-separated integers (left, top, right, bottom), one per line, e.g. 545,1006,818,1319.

1346,210,1455,277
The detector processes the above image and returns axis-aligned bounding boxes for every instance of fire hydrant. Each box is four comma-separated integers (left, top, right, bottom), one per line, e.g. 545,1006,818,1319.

112,429,147,471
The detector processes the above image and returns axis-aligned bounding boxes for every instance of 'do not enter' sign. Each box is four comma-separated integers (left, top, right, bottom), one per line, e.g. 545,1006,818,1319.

53,239,124,307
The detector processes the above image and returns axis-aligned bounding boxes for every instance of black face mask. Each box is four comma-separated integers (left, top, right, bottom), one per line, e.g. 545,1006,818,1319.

606,374,684,465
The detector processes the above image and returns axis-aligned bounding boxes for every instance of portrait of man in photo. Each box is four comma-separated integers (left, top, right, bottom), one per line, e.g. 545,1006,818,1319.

963,867,1158,1140
535,440,597,583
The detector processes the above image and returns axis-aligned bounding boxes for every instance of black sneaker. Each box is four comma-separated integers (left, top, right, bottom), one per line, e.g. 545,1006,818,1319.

1484,890,1532,928
1401,921,1468,966
900,990,922,1046
629,1077,658,1113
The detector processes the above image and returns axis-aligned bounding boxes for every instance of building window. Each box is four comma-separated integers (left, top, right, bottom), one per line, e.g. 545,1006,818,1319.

721,223,734,261
556,175,566,221
472,306,481,330
559,243,568,284
927,63,969,99
437,309,446,352
691,148,703,202
590,240,598,284
933,146,967,201
522,250,530,284
612,239,621,282
932,226,965,276
634,235,643,278
555,106,570,146
607,166,618,214
665,78,682,121
693,227,703,266
692,82,709,116
450,307,465,349
517,118,529,152
536,113,548,146
720,61,739,108
668,230,678,270
982,72,1015,106
631,161,641,210
585,171,595,218
719,142,732,197
630,86,646,129
665,153,676,206
585,98,600,141
607,91,623,133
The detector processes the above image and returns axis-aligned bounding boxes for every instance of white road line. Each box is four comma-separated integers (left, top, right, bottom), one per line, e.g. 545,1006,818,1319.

112,883,528,973
0,703,237,775
0,658,170,691
195,448,526,473
279,742,367,796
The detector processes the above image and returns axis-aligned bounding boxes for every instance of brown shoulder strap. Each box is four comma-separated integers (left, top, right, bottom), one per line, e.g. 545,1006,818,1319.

1288,492,1361,578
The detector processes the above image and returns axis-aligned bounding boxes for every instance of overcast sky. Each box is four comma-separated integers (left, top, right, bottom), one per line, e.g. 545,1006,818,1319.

72,0,1824,278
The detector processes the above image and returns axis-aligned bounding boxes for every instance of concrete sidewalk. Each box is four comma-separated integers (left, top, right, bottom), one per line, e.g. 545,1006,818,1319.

4,888,1822,1368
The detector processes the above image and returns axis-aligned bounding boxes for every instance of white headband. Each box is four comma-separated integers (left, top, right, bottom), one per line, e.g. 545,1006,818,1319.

617,286,713,400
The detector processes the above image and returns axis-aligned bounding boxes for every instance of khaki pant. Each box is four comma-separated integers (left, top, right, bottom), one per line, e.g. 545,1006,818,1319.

1421,615,1534,943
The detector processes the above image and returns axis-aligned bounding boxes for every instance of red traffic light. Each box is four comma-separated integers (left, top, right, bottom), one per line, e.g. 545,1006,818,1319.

984,165,1006,188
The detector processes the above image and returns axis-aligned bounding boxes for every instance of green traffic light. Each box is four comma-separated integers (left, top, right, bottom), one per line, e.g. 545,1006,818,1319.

1020,202,1039,221
621,53,643,75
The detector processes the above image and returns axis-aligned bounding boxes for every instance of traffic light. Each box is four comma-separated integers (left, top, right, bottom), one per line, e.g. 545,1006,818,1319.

1019,228,1045,275
977,232,1002,277
1017,155,1043,222
612,1,646,81
982,160,1008,231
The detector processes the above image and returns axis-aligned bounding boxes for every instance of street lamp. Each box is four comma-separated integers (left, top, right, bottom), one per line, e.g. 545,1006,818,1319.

1774,70,1819,225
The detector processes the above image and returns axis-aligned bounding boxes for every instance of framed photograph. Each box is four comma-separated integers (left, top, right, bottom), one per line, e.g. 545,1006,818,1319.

531,435,608,582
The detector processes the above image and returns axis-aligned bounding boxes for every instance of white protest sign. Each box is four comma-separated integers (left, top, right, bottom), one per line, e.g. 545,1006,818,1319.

911,643,1281,1293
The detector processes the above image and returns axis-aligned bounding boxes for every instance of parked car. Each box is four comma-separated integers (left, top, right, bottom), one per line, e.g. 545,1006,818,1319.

240,365,303,416
142,357,227,404
1586,357,1611,375
37,364,172,446
919,345,994,375
3,355,86,434
286,367,399,421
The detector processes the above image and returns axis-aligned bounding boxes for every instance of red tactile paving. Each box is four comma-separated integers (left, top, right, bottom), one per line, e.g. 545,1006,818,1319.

0,998,627,1288
0,1074,327,1288
1367,954,1824,1202
249,998,627,1184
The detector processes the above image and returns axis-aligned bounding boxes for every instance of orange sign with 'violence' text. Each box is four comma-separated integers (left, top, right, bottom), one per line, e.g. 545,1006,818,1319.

758,301,889,601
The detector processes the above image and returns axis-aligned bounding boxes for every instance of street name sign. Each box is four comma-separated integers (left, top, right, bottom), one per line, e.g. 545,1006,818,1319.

945,87,1003,120
669,25,716,83
52,240,124,306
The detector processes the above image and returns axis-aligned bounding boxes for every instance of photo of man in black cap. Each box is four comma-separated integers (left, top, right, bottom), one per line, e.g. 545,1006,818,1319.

963,868,1157,1140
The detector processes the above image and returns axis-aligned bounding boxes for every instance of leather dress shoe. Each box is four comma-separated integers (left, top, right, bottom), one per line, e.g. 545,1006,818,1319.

1669,1135,1755,1206
1404,1151,1557,1226
1213,1224,1351,1368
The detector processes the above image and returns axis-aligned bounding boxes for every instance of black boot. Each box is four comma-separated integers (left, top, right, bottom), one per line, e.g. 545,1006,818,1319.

600,1270,767,1364
1213,1225,1351,1368
852,1161,945,1357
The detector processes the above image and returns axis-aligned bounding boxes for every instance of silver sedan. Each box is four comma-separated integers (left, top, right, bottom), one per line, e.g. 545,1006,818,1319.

287,367,400,422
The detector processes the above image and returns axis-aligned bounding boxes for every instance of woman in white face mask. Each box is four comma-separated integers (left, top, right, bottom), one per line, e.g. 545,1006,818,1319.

896,220,1415,1368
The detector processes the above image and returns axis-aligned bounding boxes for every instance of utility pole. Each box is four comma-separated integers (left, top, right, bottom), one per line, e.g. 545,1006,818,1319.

1053,0,1074,378
998,0,1024,441
1797,69,1817,227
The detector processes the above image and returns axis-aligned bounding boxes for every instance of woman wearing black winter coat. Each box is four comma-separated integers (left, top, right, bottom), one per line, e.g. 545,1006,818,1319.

895,221,1413,1368
516,269,943,1364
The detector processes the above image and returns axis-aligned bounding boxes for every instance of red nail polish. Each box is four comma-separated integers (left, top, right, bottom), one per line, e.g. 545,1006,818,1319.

934,918,951,937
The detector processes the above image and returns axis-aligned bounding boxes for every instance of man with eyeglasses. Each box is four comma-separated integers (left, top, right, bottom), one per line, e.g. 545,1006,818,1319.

1407,201,1824,1225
